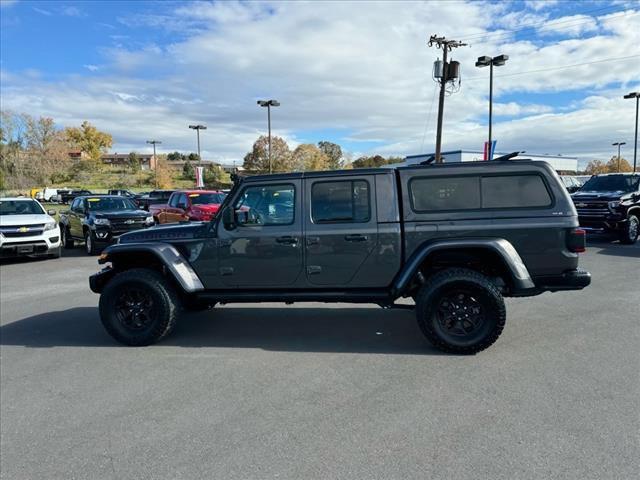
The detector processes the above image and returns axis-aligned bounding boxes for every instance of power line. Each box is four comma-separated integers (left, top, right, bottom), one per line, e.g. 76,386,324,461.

464,54,640,82
459,9,637,44
420,84,439,152
458,5,625,41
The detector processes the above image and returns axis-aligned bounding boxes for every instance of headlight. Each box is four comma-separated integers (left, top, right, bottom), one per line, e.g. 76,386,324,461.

608,201,621,210
145,216,154,225
44,221,57,231
94,218,110,226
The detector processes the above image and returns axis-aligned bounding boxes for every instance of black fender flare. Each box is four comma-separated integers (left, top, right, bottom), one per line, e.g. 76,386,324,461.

390,238,535,297
95,242,205,293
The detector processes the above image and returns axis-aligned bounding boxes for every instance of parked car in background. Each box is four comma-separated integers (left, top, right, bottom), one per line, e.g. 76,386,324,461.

572,173,640,244
149,190,226,224
59,195,154,254
108,189,138,198
560,175,583,193
54,189,93,204
136,190,175,211
0,197,61,259
35,187,67,202
575,175,593,185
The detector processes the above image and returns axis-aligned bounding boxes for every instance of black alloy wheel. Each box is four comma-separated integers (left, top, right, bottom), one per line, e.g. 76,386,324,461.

114,288,156,331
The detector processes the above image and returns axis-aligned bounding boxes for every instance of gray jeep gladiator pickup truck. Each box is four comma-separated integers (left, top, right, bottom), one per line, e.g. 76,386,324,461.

90,156,591,353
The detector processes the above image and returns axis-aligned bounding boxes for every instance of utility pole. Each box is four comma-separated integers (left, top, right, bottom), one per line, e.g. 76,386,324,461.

188,125,207,166
612,141,626,172
146,140,161,188
257,100,280,173
624,92,639,172
428,35,467,163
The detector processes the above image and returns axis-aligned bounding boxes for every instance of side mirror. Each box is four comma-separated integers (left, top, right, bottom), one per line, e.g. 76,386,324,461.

222,208,235,230
47,209,57,216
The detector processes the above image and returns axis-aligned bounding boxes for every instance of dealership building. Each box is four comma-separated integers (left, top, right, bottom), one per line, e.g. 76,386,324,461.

397,150,578,173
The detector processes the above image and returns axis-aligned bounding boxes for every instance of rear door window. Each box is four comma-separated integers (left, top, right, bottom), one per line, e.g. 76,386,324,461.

311,180,370,223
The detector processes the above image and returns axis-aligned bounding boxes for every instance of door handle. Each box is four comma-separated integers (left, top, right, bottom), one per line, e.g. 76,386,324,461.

276,236,298,245
344,234,368,242
306,236,320,246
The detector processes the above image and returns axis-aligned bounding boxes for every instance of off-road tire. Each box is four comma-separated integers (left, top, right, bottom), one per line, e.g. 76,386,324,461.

85,230,98,255
619,214,639,245
99,268,180,346
61,226,74,249
415,268,506,354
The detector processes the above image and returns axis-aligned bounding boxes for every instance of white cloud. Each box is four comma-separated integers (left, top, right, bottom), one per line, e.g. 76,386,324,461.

0,0,18,8
61,6,86,18
83,64,100,72
1,1,639,164
32,6,52,16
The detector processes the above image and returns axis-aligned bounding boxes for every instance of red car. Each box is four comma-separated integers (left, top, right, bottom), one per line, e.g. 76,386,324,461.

149,190,226,224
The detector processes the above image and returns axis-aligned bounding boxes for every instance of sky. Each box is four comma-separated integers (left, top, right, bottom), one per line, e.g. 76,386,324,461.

1,0,639,168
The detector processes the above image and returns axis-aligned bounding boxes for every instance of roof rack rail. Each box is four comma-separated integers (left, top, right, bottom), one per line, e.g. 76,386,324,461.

492,151,524,161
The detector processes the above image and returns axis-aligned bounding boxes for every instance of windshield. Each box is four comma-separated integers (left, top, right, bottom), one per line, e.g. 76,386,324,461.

0,199,46,216
189,193,225,205
86,197,137,211
580,175,639,193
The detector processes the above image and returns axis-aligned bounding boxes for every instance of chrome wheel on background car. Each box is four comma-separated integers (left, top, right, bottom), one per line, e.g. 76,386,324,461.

620,214,639,245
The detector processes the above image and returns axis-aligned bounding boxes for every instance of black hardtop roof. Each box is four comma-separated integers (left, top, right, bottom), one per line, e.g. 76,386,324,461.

241,159,552,183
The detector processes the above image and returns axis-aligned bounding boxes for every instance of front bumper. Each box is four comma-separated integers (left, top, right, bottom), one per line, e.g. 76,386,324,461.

533,268,592,292
89,266,116,293
0,228,61,258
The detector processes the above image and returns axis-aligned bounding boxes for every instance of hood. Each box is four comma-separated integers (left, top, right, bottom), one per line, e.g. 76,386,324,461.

0,214,55,226
93,210,150,219
572,190,627,201
118,222,207,244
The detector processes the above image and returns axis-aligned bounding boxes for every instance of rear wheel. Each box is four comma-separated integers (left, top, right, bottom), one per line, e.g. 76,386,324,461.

99,268,180,346
619,214,639,245
415,268,506,354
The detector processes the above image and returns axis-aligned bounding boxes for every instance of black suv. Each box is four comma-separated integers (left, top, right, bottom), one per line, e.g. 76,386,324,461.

89,157,591,353
136,190,175,211
59,195,154,254
571,173,640,244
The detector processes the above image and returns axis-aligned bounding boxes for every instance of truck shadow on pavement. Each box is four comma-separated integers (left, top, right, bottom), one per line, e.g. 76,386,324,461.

0,306,444,355
587,239,640,258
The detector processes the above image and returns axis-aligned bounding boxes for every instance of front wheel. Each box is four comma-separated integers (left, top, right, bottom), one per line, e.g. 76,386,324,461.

61,226,74,249
619,214,639,245
85,230,99,255
415,268,506,354
99,268,180,346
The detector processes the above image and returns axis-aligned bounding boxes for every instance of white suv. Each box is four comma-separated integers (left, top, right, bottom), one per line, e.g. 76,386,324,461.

0,197,61,259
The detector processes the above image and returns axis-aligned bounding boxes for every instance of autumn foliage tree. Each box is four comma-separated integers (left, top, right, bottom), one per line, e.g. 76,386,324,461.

317,141,343,169
243,135,292,173
605,156,633,173
291,144,330,171
65,121,112,165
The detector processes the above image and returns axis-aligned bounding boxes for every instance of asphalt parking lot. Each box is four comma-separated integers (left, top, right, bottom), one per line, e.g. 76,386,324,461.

0,240,638,480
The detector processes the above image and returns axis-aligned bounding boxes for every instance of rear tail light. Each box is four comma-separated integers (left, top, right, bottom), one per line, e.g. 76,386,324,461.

567,228,586,253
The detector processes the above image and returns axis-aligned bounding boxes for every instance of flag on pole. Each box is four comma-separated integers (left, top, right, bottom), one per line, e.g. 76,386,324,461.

195,166,204,188
483,140,497,160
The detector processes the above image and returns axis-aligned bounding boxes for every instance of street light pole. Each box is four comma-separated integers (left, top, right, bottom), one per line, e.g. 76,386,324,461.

476,54,508,158
612,141,626,173
146,140,161,188
188,125,207,166
257,100,280,173
624,92,639,173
